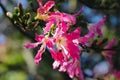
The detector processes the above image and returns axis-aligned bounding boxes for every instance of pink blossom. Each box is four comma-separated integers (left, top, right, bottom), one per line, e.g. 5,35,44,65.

49,49,64,69
35,34,44,41
103,39,116,68
41,4,84,35
43,21,54,34
85,16,106,39
78,37,88,44
24,34,44,49
51,27,84,79
66,59,84,80
54,27,81,58
73,6,84,17
24,34,54,65
43,12,76,34
43,21,68,34
104,39,116,50
34,44,45,64
36,0,55,20
48,12,76,25
37,0,55,14
24,42,40,48
50,48,84,80
23,0,112,79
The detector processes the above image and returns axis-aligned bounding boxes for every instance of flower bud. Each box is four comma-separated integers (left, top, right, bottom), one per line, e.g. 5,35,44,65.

6,12,13,18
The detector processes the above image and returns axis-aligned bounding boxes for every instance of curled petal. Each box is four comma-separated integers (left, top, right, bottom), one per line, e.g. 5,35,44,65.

44,1,55,13
96,16,106,37
62,13,76,24
105,39,116,49
24,42,40,48
34,45,45,65
75,64,84,80
67,59,84,80
35,34,44,42
49,48,64,61
46,39,54,48
37,8,45,14
103,39,116,67
37,0,43,6
93,16,106,37
59,62,67,72
78,37,88,44
44,21,54,34
67,42,80,59
53,61,60,69
67,61,75,78
73,6,84,17
61,21,68,33
104,39,116,56
65,27,80,40
87,16,106,38
49,12,76,24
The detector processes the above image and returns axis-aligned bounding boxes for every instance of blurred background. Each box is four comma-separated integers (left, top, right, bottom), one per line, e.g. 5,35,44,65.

0,0,120,80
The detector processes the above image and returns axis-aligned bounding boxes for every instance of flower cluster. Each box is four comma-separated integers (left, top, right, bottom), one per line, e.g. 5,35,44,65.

24,0,108,79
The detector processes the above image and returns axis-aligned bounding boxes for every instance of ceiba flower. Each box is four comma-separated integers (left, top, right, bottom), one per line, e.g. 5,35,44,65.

35,0,55,20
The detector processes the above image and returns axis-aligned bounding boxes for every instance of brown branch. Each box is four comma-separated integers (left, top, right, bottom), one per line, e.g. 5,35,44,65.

79,0,120,10
0,2,35,41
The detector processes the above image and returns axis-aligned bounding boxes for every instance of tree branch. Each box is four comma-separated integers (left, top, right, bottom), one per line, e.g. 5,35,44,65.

79,0,120,10
0,2,35,41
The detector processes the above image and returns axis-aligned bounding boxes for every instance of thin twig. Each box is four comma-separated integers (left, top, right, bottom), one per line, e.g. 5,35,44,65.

79,0,120,10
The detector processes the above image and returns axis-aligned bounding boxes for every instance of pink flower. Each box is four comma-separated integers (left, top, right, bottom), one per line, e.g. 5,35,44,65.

78,37,88,44
49,49,65,69
43,21,68,34
43,21,54,34
50,46,84,80
24,34,54,65
104,39,116,50
39,3,84,35
48,12,76,25
43,12,76,34
73,6,84,17
24,42,40,48
66,59,84,80
24,34,44,49
25,1,86,79
35,0,55,20
49,27,84,79
85,16,106,39
103,39,116,68
54,27,81,58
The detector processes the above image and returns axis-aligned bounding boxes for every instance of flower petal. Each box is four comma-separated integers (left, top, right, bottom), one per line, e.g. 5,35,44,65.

59,62,67,72
53,61,60,69
24,42,40,48
105,39,116,49
61,21,68,33
44,1,55,13
67,42,80,59
35,34,44,42
34,44,45,65
37,0,43,6
62,13,76,24
78,37,88,44
37,8,45,14
65,27,80,40
44,21,54,34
